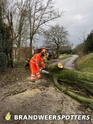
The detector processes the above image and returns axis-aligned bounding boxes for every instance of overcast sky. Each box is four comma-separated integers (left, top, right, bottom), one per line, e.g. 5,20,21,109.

34,0,93,47
52,0,93,47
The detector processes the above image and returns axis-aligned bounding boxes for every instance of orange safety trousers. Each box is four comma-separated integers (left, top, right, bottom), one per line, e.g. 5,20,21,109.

30,63,41,81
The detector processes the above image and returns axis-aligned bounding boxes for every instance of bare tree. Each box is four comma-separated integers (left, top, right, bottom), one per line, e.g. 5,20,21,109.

1,0,64,63
14,0,28,60
24,0,63,58
78,29,86,43
0,0,14,67
43,24,69,58
1,0,27,65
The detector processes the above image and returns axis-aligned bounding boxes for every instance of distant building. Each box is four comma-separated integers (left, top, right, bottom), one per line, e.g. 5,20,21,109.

13,47,37,61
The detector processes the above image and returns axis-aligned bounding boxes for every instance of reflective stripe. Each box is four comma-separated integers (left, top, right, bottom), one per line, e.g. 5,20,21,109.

31,74,35,77
41,62,44,64
31,74,35,78
31,60,35,64
31,74,35,81
32,58,38,60
36,72,40,75
36,72,41,79
31,59,38,63
37,75,41,79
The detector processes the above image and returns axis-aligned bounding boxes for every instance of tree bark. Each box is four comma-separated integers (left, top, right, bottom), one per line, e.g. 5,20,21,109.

47,63,93,108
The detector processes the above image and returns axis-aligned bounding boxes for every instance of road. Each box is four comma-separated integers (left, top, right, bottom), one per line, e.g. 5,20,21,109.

60,55,78,70
52,55,78,70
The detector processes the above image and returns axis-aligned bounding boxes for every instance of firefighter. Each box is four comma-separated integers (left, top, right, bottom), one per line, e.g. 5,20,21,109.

29,49,46,82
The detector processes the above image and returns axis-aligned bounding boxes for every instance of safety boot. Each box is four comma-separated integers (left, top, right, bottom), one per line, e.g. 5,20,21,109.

31,80,35,82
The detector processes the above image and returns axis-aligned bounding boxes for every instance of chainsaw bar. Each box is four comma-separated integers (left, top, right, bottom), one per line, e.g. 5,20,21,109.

40,69,49,74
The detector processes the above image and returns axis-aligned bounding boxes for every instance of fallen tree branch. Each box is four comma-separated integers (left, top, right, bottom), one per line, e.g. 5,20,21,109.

48,63,93,94
47,63,93,109
53,76,93,109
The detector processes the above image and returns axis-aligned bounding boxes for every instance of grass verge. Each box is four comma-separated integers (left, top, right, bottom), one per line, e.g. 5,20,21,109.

76,53,93,73
59,54,72,59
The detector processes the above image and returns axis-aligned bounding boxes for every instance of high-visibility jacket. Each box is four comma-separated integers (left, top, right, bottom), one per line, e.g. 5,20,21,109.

29,53,45,70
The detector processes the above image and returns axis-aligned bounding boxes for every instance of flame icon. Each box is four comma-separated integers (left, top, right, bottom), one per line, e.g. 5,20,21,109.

5,112,11,121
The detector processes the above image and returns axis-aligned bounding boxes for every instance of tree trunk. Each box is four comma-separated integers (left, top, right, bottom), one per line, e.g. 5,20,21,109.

6,12,14,67
47,63,93,108
29,37,33,59
9,47,13,67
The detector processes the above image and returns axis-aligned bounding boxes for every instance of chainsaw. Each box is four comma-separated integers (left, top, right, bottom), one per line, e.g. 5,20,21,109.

40,69,49,74
39,62,63,74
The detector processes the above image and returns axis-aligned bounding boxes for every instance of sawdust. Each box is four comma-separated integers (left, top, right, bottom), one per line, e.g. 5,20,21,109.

0,59,93,124
0,71,92,124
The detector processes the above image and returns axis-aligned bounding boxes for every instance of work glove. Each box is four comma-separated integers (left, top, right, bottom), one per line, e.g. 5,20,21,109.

39,67,43,71
43,67,47,70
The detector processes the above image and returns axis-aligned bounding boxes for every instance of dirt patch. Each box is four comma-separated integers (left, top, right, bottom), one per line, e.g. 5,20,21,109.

0,68,27,87
0,68,93,124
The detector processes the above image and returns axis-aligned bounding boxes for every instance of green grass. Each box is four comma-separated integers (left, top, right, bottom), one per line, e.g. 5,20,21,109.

76,53,93,73
59,54,72,59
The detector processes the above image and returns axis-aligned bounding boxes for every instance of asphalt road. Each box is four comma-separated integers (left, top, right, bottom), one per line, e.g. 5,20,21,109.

60,55,78,70
52,55,78,70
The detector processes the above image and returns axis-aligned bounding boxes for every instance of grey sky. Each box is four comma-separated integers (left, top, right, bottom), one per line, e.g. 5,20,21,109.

54,0,93,47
